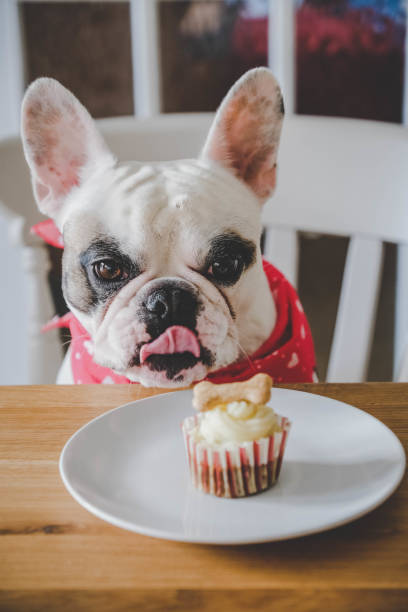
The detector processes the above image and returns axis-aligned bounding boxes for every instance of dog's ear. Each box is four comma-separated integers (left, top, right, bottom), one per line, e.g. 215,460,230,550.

21,78,115,220
201,68,284,202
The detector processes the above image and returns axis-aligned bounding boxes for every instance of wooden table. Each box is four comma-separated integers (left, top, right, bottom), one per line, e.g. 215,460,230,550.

1,383,407,611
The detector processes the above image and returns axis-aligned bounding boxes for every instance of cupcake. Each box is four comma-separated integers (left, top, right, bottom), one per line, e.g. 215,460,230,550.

182,374,291,498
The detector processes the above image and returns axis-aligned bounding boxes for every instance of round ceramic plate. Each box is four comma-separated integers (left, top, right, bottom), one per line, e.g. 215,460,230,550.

59,388,405,545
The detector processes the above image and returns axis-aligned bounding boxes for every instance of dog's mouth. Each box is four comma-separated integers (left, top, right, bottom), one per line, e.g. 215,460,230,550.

140,326,200,363
132,325,213,379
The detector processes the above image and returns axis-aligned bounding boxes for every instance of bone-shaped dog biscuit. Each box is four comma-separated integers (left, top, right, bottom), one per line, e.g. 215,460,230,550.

193,373,273,412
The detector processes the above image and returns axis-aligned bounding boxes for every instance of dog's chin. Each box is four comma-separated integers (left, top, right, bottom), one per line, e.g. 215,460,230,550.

124,358,210,388
121,342,216,388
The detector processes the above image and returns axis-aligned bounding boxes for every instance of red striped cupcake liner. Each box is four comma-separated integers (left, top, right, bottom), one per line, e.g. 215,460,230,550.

182,414,291,498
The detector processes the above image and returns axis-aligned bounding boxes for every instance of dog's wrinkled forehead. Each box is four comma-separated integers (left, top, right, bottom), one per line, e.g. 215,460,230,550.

62,157,262,258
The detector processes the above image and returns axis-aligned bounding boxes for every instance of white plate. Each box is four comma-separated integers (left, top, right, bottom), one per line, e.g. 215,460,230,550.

60,388,405,545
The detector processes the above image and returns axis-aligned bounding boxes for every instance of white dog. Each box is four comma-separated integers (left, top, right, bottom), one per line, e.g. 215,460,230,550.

21,68,316,387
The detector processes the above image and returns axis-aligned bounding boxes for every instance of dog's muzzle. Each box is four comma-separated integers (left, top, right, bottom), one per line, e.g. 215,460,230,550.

130,279,212,377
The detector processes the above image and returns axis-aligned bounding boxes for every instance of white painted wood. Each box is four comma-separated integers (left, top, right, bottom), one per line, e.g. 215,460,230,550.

263,227,298,288
98,113,213,161
0,0,25,138
0,0,30,384
130,0,161,116
21,242,63,384
397,343,408,381
264,115,408,244
0,216,29,385
263,115,407,381
56,348,74,384
5,216,63,384
394,6,408,381
268,0,295,115
0,136,44,228
327,237,384,382
0,132,63,383
395,244,408,380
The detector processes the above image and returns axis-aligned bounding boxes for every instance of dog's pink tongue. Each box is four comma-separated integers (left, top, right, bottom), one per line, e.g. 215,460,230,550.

140,325,200,364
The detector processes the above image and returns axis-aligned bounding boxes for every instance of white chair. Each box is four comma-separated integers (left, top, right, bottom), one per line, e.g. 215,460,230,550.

1,113,407,383
263,115,408,381
0,135,63,384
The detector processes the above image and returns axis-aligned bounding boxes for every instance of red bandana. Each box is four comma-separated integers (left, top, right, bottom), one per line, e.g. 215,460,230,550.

34,220,316,385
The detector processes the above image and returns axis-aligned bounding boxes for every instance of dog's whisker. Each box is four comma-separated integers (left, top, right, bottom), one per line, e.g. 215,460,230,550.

231,325,257,374
59,333,89,349
237,342,257,374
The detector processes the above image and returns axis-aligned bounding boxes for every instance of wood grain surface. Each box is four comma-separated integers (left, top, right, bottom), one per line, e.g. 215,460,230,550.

1,383,407,611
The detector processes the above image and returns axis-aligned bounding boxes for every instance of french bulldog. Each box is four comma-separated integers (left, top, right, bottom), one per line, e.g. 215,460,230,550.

21,68,313,387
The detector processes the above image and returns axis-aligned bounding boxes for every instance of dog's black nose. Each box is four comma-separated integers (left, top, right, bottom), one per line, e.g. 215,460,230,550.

143,283,198,335
146,290,171,320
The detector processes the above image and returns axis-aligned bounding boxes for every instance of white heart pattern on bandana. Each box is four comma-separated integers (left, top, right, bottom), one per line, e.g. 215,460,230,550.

83,340,94,355
287,352,299,369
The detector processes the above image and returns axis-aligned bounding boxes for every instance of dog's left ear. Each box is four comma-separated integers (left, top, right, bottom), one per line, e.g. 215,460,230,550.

201,68,284,202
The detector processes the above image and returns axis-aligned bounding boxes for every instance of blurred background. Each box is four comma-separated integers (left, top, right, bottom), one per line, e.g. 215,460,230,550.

0,0,407,383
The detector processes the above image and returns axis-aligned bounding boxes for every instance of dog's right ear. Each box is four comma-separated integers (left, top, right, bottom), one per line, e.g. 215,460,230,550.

21,78,115,220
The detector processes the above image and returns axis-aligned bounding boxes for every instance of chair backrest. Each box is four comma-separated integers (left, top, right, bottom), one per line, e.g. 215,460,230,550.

263,115,408,381
1,113,406,382
0,136,64,384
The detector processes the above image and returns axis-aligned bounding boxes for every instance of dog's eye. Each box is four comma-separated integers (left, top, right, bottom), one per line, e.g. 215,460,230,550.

93,259,127,282
208,256,243,285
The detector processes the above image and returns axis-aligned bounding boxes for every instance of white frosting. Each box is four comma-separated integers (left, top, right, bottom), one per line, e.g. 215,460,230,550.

195,400,280,445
